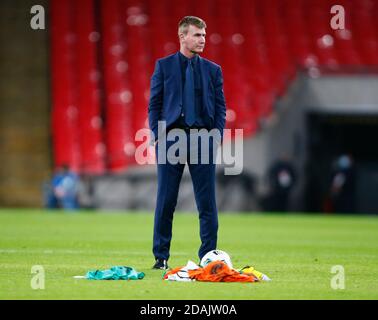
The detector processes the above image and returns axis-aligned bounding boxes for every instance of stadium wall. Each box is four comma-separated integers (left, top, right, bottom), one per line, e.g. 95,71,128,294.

0,0,50,207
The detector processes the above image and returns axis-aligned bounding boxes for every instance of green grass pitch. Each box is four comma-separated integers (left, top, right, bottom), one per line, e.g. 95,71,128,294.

0,209,377,300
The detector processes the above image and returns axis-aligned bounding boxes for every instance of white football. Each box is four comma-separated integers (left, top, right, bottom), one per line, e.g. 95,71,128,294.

200,250,233,269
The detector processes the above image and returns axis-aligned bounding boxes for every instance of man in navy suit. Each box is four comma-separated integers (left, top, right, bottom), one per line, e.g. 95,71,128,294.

148,16,226,270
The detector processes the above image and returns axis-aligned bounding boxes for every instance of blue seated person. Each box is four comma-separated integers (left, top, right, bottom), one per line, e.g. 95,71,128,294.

44,165,79,210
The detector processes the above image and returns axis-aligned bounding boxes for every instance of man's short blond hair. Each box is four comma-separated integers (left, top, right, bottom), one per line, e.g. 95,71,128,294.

178,16,207,36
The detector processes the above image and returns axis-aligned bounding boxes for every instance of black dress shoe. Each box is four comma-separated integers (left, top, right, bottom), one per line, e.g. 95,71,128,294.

152,259,169,270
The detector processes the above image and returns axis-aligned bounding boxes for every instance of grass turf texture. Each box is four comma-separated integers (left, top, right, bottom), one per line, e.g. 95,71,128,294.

0,209,377,300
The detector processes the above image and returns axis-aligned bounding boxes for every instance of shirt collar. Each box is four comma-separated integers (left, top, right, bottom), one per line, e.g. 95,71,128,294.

179,51,199,65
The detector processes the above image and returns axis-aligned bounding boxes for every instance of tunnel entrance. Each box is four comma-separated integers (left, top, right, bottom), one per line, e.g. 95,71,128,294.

305,113,378,214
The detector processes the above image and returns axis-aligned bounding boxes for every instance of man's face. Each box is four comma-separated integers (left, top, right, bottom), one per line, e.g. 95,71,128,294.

181,25,206,54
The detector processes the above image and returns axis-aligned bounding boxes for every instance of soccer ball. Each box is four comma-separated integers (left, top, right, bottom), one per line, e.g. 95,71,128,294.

200,250,233,269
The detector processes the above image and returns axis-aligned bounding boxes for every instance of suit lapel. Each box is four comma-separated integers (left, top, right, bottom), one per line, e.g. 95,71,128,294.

198,56,209,113
174,52,182,102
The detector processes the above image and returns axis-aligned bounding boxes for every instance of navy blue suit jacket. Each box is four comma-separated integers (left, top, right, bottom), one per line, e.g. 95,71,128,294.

148,52,226,142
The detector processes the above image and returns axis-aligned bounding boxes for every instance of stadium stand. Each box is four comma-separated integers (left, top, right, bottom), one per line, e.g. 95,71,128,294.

49,0,378,174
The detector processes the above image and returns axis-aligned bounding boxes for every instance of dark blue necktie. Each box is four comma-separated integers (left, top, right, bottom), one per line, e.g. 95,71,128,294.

183,59,195,126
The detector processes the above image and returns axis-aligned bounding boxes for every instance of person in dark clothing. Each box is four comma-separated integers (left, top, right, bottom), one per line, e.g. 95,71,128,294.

267,155,297,212
329,154,356,213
